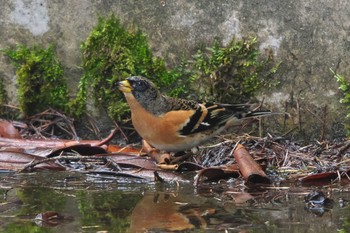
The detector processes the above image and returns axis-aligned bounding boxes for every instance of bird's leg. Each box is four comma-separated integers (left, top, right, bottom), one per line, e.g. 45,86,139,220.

141,139,158,154
169,147,199,164
141,140,197,165
172,147,198,157
173,151,186,157
142,139,172,164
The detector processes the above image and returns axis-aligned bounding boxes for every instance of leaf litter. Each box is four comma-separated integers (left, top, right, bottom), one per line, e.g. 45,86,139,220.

0,110,349,185
0,109,349,231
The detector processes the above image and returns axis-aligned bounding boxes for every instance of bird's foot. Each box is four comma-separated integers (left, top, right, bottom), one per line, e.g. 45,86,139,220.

169,147,198,164
141,140,172,164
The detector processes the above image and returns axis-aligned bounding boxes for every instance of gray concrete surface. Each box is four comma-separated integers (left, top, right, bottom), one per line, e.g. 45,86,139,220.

1,0,349,140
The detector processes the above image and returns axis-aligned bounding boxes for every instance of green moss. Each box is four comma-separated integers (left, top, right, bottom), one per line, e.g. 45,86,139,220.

78,15,279,122
78,14,191,121
3,44,69,116
332,69,350,136
2,14,279,125
191,37,280,103
0,77,7,106
0,77,8,117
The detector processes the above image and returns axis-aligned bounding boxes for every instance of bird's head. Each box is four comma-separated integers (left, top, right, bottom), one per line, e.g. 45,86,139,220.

118,76,155,93
118,76,170,115
118,76,162,107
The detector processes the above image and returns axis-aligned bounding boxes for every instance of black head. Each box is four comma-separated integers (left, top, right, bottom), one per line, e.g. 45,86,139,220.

118,76,171,115
121,76,159,103
126,76,155,93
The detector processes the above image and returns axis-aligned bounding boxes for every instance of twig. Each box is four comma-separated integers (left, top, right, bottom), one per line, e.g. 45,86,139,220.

334,158,350,166
85,113,101,137
336,141,350,157
29,122,47,139
94,127,119,146
199,139,235,149
306,106,328,141
113,121,128,142
169,153,192,164
20,154,109,172
297,98,302,131
20,157,58,172
281,127,297,137
26,108,77,139
321,105,328,141
1,104,20,110
282,149,289,167
283,100,288,130
343,171,350,181
253,97,265,111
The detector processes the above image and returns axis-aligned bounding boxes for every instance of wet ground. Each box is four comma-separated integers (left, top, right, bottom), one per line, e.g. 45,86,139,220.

0,171,349,233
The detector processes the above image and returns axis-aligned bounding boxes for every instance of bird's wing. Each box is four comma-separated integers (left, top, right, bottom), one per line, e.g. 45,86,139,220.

178,102,249,136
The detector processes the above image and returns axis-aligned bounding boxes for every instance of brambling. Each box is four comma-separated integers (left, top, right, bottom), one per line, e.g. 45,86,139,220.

118,76,271,152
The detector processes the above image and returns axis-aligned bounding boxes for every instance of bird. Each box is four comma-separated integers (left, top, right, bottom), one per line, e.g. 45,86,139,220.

118,76,272,152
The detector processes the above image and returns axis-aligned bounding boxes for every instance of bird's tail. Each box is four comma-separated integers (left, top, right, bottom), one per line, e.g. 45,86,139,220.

221,104,285,119
244,110,284,118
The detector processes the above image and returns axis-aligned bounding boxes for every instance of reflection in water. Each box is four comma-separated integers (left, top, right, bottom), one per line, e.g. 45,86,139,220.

129,191,216,232
76,189,141,232
0,171,348,232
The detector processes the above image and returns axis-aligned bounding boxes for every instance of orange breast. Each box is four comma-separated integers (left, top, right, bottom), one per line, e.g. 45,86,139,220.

123,93,195,150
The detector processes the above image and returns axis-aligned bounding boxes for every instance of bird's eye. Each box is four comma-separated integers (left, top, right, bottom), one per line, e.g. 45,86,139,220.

127,77,150,92
135,80,148,92
127,79,135,87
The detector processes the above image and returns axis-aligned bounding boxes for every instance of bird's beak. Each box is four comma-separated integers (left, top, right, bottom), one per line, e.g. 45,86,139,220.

118,80,133,93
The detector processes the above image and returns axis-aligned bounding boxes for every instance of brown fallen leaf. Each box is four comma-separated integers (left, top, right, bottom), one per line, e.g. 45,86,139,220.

194,164,240,186
299,171,340,183
0,137,94,151
0,120,21,139
47,144,107,158
233,144,270,184
177,162,204,172
0,151,65,171
106,144,144,155
108,154,157,170
0,130,117,152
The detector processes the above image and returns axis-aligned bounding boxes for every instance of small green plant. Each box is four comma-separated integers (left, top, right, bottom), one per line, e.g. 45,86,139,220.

78,14,192,120
191,37,280,103
3,44,69,116
332,69,350,136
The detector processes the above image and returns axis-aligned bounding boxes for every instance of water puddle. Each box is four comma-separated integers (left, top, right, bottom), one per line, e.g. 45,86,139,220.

0,171,349,232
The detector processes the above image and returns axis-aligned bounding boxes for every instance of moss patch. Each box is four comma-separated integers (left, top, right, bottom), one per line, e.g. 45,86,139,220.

78,14,279,122
333,69,350,136
2,14,279,127
190,37,280,103
3,44,69,116
0,77,7,106
77,14,193,121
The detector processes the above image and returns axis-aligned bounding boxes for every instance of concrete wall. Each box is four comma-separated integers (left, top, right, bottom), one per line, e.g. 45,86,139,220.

1,0,349,140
